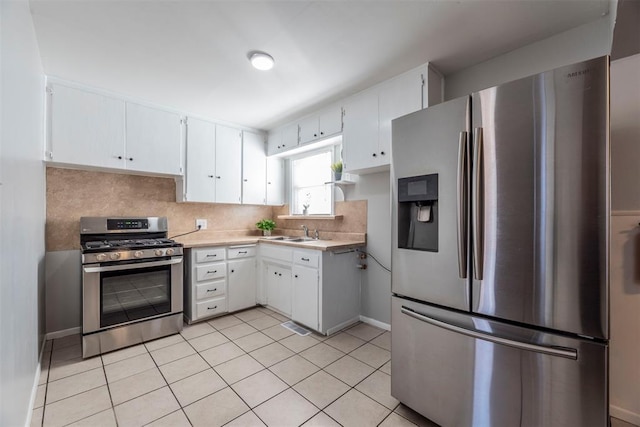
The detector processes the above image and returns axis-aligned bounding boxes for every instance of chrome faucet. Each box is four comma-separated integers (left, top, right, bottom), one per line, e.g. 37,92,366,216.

314,229,319,240
302,225,309,238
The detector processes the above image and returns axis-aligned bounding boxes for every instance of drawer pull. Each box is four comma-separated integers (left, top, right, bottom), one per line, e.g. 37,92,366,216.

206,288,217,292
207,270,217,274
295,275,298,278
238,251,248,254
207,306,218,310
274,272,278,275
279,273,282,276
301,257,310,262
206,254,217,258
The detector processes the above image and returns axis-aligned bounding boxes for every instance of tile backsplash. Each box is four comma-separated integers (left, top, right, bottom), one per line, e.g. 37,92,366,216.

46,167,367,251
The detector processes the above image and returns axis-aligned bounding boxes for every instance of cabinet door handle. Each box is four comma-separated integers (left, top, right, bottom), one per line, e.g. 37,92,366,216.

207,306,218,310
244,179,248,182
294,275,298,278
320,132,324,135
208,175,214,178
380,151,385,155
231,269,235,273
372,153,377,157
279,273,282,276
207,270,217,274
116,155,123,160
282,144,286,147
277,145,281,149
313,133,317,137
301,257,310,262
274,271,278,275
128,157,133,161
216,176,221,179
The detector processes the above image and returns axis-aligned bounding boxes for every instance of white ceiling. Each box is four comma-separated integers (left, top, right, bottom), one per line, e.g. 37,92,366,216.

29,0,610,130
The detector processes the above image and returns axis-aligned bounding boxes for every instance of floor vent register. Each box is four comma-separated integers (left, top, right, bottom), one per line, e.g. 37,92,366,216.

280,321,311,336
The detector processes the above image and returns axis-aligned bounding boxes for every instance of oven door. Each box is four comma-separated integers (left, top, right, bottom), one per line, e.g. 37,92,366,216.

82,257,183,334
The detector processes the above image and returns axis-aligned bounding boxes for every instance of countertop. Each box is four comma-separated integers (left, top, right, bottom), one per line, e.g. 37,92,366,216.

176,235,365,252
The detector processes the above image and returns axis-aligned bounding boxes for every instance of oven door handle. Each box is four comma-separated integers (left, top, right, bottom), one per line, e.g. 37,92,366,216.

83,257,183,273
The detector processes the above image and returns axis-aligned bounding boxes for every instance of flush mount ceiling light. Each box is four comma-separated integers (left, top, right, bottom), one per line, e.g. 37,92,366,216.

249,51,275,71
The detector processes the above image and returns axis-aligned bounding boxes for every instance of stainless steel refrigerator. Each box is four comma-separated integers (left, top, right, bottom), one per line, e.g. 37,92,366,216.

390,56,609,427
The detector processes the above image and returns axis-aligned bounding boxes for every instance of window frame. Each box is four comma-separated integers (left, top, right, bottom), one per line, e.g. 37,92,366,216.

288,146,336,216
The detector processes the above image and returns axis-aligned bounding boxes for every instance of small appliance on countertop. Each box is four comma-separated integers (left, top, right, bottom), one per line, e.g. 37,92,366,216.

80,216,184,358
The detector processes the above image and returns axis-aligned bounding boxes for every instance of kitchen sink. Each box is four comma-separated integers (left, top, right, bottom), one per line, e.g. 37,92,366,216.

261,236,331,242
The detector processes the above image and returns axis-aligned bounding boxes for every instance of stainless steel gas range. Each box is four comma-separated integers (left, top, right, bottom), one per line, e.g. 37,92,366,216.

80,217,184,358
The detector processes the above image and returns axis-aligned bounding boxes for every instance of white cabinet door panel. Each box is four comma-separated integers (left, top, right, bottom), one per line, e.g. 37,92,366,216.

215,124,242,204
281,123,299,152
50,84,125,169
342,90,379,172
292,265,319,330
242,131,266,205
298,116,319,145
125,103,182,175
185,117,216,202
318,107,343,137
228,258,257,312
266,264,292,316
378,67,424,160
266,157,285,206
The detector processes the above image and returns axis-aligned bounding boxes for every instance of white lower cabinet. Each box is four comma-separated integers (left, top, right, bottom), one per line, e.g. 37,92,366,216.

265,264,292,317
228,256,257,312
184,244,257,323
259,244,361,335
292,264,319,330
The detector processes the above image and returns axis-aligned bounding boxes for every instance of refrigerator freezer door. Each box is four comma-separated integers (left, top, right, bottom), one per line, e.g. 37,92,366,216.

391,96,471,311
471,56,609,339
391,296,608,427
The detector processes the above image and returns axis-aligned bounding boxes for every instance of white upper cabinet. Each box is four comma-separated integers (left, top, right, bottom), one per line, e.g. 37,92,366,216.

185,117,216,203
343,64,440,175
242,131,266,205
267,123,299,156
125,102,183,175
266,157,285,205
48,83,183,176
49,84,126,169
378,66,425,162
342,89,380,173
298,106,343,145
215,124,242,204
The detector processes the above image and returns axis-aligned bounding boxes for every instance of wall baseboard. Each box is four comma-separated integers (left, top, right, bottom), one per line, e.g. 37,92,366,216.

611,405,640,426
24,339,47,427
45,326,81,340
359,315,391,331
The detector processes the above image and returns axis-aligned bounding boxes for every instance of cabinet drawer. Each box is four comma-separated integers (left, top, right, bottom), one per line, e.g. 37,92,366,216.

195,247,226,263
228,245,256,259
196,280,225,300
196,297,227,319
196,263,226,282
260,244,293,263
293,251,319,268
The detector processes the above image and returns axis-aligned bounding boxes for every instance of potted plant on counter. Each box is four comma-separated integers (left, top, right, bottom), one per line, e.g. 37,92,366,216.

256,219,276,236
331,161,343,182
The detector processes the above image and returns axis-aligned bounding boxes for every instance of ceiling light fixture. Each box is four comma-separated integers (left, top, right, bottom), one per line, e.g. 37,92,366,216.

249,51,275,71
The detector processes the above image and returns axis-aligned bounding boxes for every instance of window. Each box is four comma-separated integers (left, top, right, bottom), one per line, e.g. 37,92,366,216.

290,148,334,215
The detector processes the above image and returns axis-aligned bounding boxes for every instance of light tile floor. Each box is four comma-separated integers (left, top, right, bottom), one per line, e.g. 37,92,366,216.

32,307,635,427
32,307,438,427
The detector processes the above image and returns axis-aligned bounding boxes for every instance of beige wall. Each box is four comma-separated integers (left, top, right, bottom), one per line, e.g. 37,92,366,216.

609,53,640,425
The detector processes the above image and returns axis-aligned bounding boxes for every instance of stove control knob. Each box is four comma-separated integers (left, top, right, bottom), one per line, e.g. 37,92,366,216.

165,248,175,256
110,252,121,261
154,249,164,257
96,253,107,262
134,251,144,258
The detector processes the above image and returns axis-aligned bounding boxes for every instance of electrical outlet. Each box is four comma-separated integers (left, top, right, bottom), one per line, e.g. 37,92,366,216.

196,219,207,229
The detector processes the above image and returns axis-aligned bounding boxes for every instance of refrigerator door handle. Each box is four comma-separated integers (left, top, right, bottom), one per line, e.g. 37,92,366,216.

457,131,468,279
400,306,578,360
472,127,484,280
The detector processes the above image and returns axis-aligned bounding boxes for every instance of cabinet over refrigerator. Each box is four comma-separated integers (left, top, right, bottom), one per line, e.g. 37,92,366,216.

391,56,609,427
